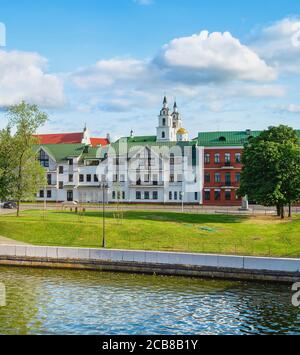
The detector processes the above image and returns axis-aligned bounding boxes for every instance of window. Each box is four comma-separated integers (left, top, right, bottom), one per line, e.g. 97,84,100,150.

122,191,125,200
117,191,121,200
174,192,178,200
47,190,52,198
39,190,44,198
59,166,64,174
214,190,221,201
79,174,84,183
170,153,175,165
225,173,231,186
225,153,231,165
94,174,99,182
47,174,52,185
162,118,166,126
152,174,158,185
162,131,165,139
144,191,150,200
235,153,241,163
112,191,116,200
38,150,49,168
225,190,231,201
69,174,73,183
144,174,150,183
59,182,63,190
179,192,183,201
219,136,226,142
204,190,211,201
169,174,175,183
204,173,211,183
169,191,172,200
87,174,92,182
120,174,125,183
177,174,183,182
215,173,221,183
113,174,118,182
235,172,241,183
68,159,73,166
195,192,198,201
214,153,220,164
136,191,141,200
205,153,210,164
153,191,158,200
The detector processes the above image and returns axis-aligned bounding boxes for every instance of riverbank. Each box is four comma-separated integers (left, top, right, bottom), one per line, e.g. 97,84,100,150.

1,210,300,257
0,244,299,283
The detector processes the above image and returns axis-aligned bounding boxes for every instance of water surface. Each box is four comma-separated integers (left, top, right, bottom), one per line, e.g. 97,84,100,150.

0,266,299,335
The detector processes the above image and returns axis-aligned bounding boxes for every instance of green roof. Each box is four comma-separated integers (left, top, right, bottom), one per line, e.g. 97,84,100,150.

117,136,157,144
35,144,85,161
197,130,262,147
198,130,300,147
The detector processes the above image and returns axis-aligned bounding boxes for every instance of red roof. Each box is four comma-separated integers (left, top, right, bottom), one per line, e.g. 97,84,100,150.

34,133,109,147
90,138,109,147
34,133,83,145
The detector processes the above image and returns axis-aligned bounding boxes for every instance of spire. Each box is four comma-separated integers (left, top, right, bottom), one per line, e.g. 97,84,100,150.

173,100,178,113
163,95,168,108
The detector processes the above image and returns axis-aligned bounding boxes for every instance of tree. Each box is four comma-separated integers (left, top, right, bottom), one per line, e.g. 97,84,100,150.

5,101,48,216
0,127,16,201
238,125,300,219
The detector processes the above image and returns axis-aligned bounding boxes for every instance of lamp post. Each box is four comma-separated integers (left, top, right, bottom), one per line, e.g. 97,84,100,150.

180,191,185,213
100,183,109,248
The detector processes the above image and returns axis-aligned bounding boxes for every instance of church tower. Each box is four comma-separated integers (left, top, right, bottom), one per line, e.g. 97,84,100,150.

156,96,176,142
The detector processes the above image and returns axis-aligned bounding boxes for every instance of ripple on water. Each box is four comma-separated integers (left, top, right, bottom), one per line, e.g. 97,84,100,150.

0,267,299,335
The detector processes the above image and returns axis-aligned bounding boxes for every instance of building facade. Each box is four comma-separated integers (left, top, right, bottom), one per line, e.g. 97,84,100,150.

35,98,300,206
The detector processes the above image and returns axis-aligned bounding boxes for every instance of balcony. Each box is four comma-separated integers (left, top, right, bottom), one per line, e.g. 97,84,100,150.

204,181,240,188
221,162,234,169
130,181,164,187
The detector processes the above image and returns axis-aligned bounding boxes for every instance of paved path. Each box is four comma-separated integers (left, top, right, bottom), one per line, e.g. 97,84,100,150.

0,236,28,245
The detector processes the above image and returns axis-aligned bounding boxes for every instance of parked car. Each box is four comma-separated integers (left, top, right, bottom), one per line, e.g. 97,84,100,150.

3,201,17,209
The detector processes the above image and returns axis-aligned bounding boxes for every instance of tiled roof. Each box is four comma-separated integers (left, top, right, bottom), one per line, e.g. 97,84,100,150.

197,130,262,147
198,130,300,147
34,133,83,145
35,144,86,161
34,133,109,147
90,138,109,147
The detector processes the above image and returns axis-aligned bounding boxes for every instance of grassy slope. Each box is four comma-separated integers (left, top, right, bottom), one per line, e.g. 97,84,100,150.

0,210,299,257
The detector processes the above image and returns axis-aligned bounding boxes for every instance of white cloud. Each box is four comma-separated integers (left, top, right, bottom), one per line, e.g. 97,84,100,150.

71,58,149,89
250,18,300,73
272,104,300,114
155,31,276,83
0,50,65,108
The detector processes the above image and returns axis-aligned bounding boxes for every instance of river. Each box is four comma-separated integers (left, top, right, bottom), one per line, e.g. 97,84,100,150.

0,266,299,335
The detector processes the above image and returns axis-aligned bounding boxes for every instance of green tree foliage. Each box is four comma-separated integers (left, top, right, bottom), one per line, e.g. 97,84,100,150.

0,101,48,216
238,125,300,218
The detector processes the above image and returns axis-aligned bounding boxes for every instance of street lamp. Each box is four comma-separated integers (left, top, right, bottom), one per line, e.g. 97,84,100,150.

100,183,109,248
180,191,185,213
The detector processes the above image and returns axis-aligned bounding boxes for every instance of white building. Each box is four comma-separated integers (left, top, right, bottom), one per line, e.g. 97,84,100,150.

36,97,204,204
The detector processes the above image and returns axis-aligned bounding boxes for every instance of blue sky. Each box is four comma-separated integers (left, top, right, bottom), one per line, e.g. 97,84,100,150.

1,0,300,139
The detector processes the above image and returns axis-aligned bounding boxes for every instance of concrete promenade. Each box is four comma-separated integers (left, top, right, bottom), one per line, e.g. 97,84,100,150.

0,244,299,283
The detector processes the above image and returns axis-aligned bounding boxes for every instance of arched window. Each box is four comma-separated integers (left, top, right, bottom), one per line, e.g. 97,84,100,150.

219,136,226,142
162,118,166,126
162,131,166,139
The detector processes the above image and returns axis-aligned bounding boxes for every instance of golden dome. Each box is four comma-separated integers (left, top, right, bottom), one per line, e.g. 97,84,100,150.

177,128,188,135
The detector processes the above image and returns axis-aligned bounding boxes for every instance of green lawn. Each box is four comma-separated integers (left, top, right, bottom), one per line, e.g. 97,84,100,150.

0,210,299,257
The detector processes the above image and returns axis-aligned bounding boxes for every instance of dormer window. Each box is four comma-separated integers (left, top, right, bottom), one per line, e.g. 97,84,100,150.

219,136,226,142
38,150,49,168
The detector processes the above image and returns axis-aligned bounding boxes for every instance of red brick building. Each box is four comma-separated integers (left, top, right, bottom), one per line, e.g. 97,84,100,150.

197,130,262,206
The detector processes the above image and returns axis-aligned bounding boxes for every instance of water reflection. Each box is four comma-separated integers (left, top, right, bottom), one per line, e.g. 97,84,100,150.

0,266,299,335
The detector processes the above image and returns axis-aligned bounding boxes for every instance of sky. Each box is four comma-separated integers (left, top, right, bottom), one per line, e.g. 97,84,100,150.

1,0,300,140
